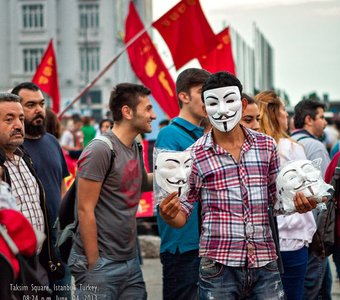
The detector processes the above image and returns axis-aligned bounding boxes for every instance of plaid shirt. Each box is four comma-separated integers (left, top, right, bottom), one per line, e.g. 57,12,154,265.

4,154,44,234
181,127,280,268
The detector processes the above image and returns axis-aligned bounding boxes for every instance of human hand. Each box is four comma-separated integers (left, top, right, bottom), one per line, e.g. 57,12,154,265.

294,192,317,214
159,192,181,221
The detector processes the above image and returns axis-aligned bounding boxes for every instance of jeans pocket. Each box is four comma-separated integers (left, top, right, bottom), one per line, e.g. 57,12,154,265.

264,260,279,272
88,256,106,272
199,257,224,279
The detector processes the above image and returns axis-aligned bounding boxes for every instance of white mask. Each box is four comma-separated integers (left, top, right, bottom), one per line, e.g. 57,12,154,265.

276,159,330,212
203,86,242,132
154,151,192,196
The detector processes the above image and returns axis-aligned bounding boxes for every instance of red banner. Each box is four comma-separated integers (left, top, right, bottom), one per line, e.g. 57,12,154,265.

199,27,236,75
153,0,218,70
32,39,60,113
125,2,179,118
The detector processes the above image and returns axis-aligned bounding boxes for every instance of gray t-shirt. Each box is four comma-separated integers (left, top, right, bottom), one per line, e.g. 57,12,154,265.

74,131,147,261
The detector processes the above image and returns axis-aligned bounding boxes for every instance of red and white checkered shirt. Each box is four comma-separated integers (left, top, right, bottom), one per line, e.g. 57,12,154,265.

4,154,44,234
181,127,280,268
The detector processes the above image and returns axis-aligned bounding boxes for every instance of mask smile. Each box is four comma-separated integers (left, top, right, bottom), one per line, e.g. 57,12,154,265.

212,111,237,121
166,179,187,185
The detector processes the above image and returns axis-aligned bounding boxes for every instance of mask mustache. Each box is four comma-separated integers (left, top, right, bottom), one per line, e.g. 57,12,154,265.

10,129,24,137
212,111,237,120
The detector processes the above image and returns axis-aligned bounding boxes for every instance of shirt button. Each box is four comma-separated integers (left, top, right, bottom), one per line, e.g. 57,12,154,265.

247,244,254,255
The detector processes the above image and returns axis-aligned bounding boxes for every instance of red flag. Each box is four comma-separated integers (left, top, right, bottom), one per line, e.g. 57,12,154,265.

153,0,218,70
125,2,179,118
32,39,60,113
199,27,236,75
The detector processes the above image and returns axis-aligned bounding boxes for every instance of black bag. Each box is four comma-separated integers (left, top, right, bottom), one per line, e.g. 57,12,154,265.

55,136,115,263
309,157,339,257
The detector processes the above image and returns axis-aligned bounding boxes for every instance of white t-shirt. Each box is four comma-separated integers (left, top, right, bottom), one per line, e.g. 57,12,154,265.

276,138,317,251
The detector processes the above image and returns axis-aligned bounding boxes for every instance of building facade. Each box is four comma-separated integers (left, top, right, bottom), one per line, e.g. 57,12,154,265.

0,0,151,120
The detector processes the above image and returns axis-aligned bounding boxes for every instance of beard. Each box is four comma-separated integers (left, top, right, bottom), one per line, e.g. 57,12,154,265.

25,118,46,137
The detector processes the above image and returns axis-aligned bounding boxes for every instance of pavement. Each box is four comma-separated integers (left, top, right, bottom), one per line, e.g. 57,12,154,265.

142,256,340,300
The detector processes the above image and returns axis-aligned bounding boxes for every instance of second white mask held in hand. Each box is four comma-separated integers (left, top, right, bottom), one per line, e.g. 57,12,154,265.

275,158,333,214
153,148,193,205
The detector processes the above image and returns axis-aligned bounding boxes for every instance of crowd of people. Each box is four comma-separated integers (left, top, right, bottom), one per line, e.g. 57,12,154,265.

0,70,339,300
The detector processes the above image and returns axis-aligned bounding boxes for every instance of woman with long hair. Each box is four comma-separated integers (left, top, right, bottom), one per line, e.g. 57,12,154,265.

256,90,317,300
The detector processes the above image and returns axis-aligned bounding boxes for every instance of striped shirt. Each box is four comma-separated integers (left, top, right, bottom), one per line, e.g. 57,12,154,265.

181,127,280,268
4,154,44,234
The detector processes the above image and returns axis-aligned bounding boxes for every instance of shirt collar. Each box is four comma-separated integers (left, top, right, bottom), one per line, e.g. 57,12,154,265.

172,117,202,132
202,125,256,152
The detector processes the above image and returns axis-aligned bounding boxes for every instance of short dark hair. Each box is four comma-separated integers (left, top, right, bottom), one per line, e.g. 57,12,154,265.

99,118,113,129
0,92,21,103
11,82,40,96
159,119,170,127
109,83,151,122
176,68,210,108
294,99,326,129
242,93,256,105
201,72,243,103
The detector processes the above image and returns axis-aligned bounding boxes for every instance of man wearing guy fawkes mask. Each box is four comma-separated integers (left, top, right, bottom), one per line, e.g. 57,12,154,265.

159,72,318,299
11,82,70,299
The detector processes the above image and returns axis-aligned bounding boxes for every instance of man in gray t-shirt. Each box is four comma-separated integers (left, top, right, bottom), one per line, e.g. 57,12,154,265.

68,83,155,299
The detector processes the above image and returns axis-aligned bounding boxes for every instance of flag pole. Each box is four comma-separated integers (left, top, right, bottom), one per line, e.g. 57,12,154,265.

58,26,150,119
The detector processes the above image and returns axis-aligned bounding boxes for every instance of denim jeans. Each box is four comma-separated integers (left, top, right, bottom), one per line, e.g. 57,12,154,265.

280,247,308,300
198,258,285,300
68,249,147,300
160,249,199,300
304,253,330,300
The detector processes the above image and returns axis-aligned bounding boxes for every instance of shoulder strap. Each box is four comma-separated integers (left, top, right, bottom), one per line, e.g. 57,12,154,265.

172,122,199,141
333,155,340,200
93,135,116,181
296,136,311,142
0,224,19,255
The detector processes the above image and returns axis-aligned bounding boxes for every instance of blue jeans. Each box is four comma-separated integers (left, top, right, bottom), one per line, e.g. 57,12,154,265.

281,247,308,300
198,257,285,300
68,249,147,300
304,253,330,300
160,249,199,300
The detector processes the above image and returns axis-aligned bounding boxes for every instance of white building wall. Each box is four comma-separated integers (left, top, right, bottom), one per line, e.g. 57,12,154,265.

0,0,152,119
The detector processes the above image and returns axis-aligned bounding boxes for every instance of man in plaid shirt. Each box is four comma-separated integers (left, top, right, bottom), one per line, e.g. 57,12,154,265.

160,72,317,299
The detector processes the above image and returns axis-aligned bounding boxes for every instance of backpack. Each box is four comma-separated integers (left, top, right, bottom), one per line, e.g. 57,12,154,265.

55,135,115,263
309,156,339,257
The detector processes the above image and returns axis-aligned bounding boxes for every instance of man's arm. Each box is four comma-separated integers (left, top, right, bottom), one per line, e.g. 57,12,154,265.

61,179,67,199
141,172,153,192
77,177,102,269
159,192,187,228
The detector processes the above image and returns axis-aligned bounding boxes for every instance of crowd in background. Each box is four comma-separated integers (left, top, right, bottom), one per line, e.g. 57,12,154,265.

0,71,339,300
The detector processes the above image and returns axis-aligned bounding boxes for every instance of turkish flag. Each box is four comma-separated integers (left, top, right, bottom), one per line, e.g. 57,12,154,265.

32,39,60,113
199,27,236,75
125,2,179,118
153,0,218,70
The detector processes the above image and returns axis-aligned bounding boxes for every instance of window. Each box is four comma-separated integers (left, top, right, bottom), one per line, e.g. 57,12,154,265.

80,91,102,105
80,46,100,74
23,48,44,73
92,109,102,122
22,4,44,30
79,3,99,30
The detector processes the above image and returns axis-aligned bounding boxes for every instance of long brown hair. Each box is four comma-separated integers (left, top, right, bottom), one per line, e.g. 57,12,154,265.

255,90,289,143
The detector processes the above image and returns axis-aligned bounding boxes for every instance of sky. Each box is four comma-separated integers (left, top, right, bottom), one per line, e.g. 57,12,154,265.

152,0,340,106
